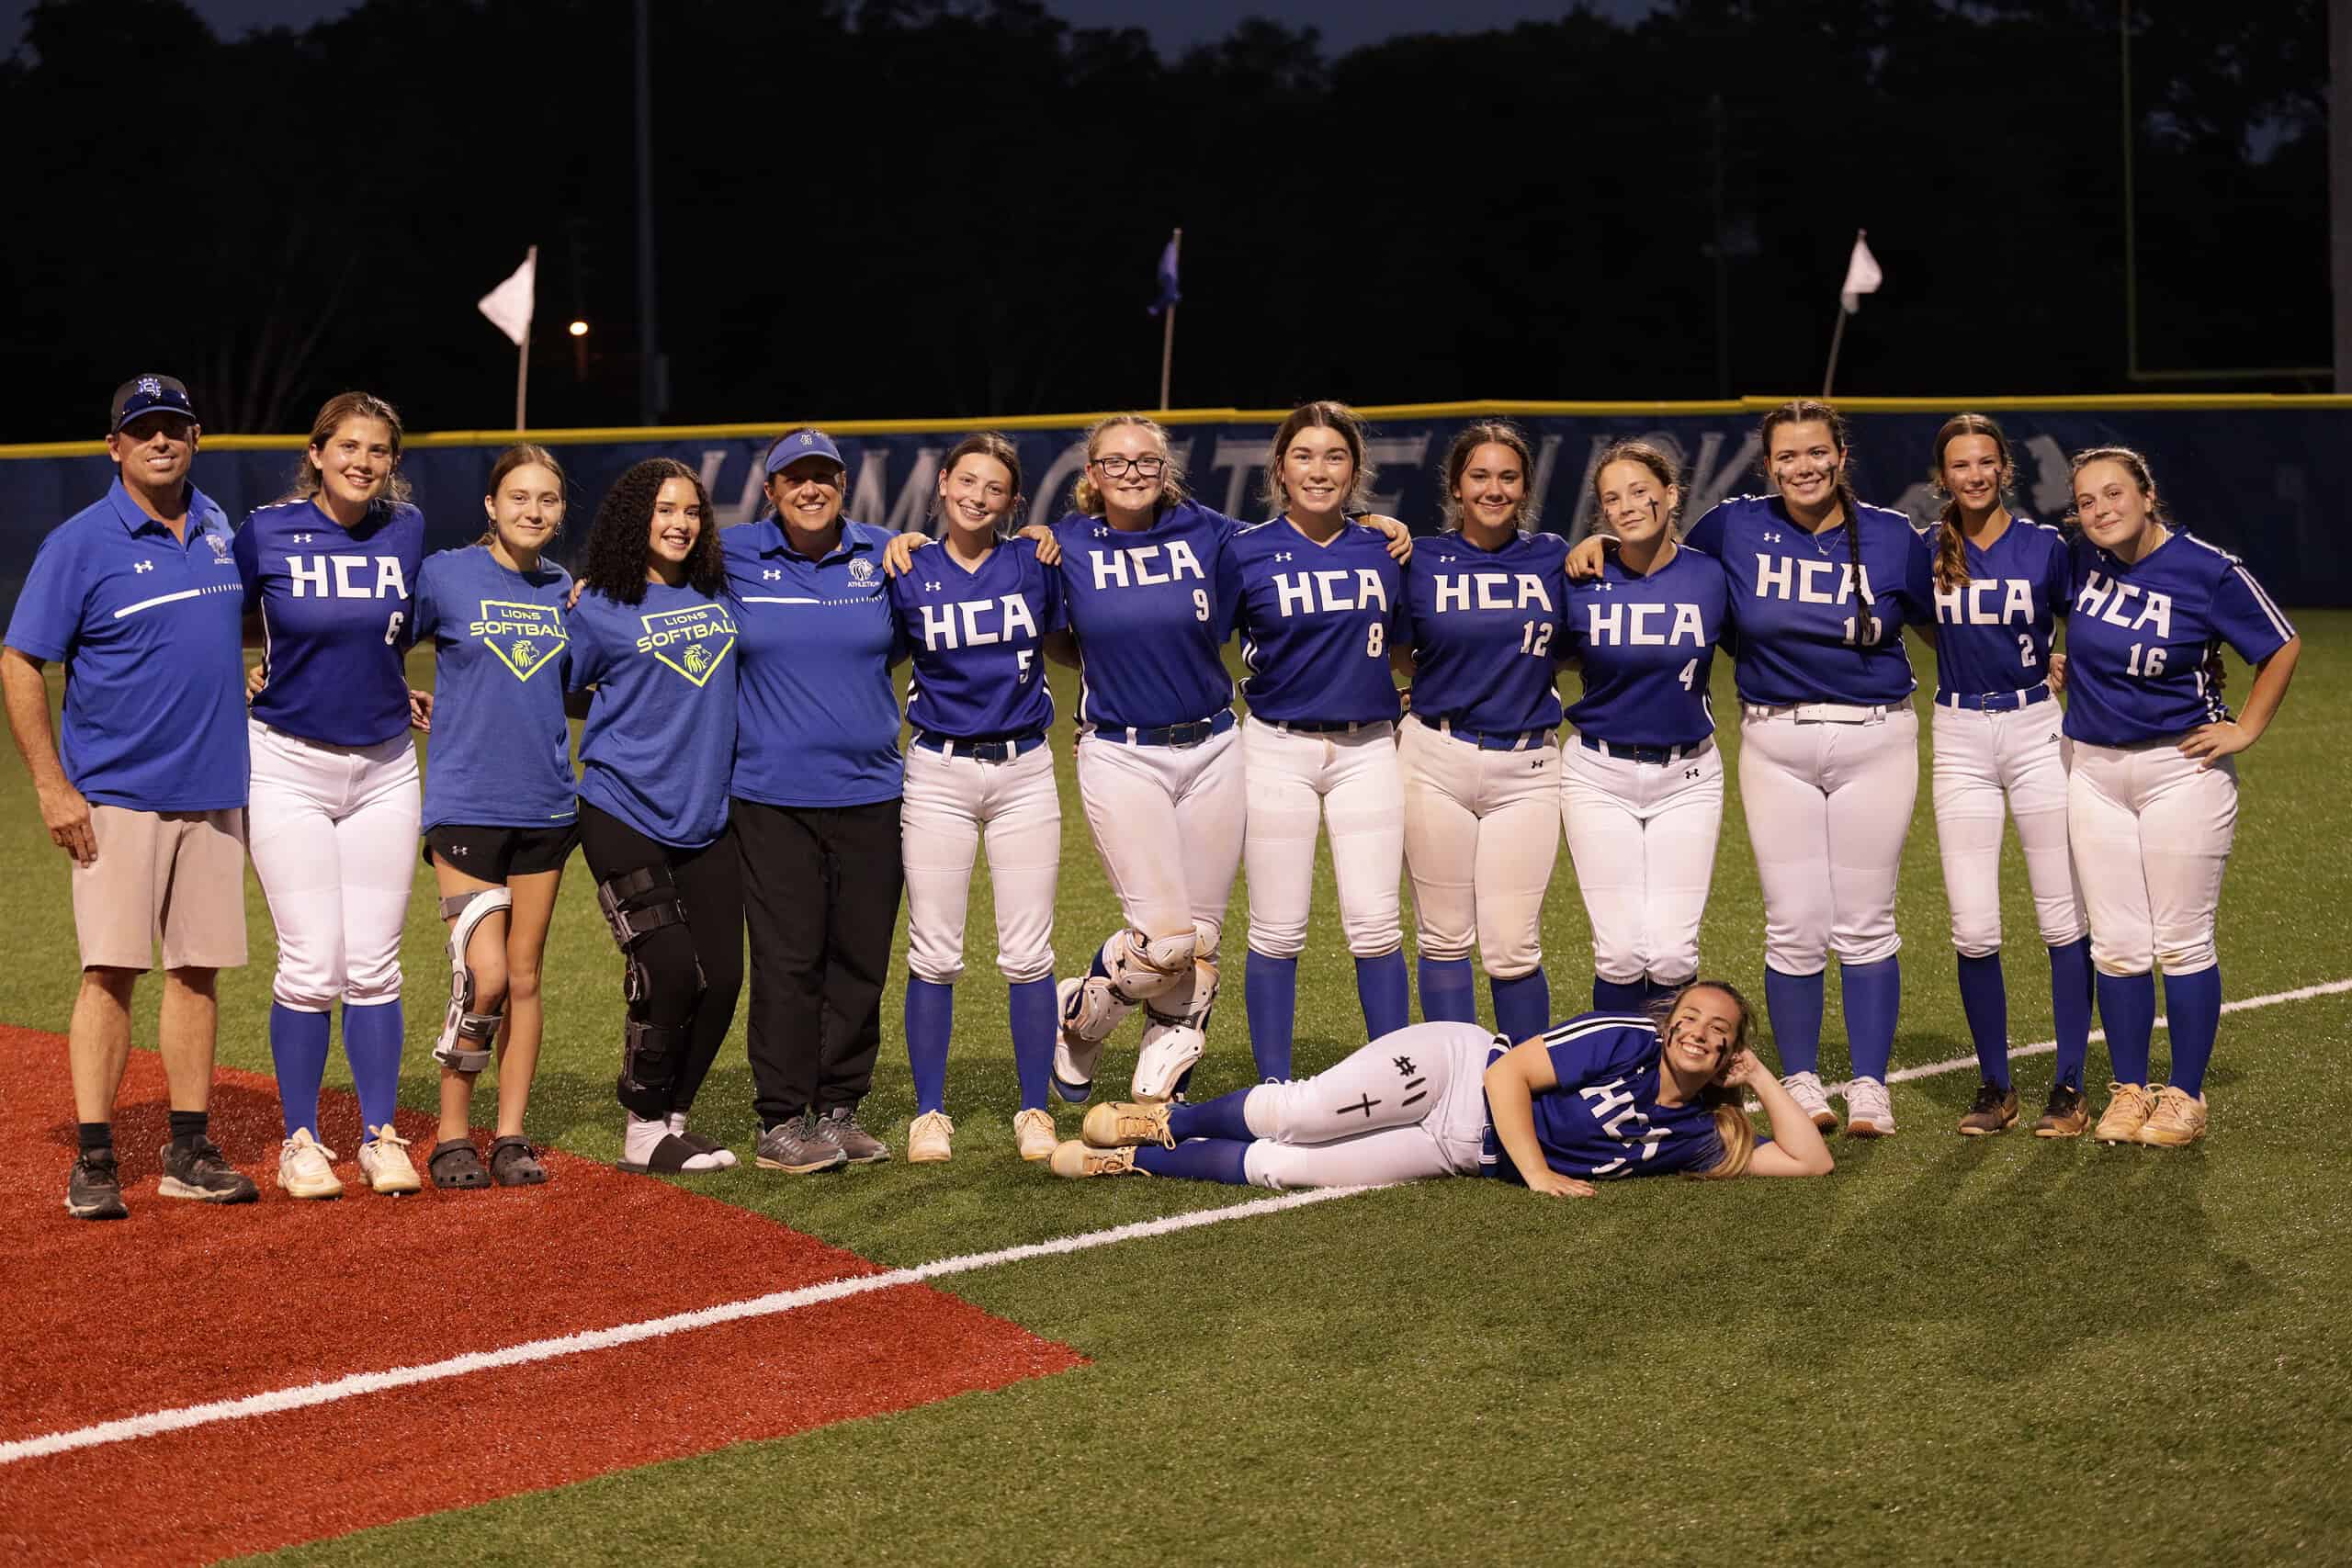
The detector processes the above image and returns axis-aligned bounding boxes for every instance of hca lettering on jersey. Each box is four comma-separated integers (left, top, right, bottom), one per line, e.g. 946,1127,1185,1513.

1087,540,1204,590
1582,601,1707,647
916,593,1039,649
1432,572,1555,614
1935,579,2035,626
1754,556,1874,604
2074,571,2174,638
1577,1077,1669,1177
1272,569,1390,616
287,554,411,599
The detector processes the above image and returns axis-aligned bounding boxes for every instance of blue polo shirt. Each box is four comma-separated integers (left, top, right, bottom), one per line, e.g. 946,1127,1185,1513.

722,517,906,807
4,479,248,811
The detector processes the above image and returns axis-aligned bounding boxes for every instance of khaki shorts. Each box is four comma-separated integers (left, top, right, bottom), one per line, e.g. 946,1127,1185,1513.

71,806,248,972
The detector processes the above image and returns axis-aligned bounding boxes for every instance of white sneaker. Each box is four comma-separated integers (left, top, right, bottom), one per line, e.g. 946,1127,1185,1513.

1780,1071,1839,1133
1053,976,1105,1102
356,1124,422,1193
1844,1076,1895,1138
1131,1022,1205,1104
908,1110,955,1163
1012,1107,1057,1162
277,1129,343,1200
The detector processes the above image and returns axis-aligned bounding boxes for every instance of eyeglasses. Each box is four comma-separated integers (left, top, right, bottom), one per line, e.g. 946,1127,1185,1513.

1090,456,1166,478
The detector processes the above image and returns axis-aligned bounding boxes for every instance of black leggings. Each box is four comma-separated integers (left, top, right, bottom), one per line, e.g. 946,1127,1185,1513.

577,801,744,1119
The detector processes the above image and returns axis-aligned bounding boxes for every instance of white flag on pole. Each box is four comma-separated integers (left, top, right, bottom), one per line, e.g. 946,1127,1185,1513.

478,252,536,346
1839,231,1883,314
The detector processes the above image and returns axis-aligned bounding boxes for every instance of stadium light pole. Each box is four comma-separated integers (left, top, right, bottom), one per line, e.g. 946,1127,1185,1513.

2335,0,2352,389
634,0,662,425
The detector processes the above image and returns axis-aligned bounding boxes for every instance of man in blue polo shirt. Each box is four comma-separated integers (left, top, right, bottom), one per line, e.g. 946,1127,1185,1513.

2,375,257,1219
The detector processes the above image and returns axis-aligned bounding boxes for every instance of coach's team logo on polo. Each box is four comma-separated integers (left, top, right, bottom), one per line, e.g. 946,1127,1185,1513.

470,600,567,682
847,557,877,587
635,603,737,685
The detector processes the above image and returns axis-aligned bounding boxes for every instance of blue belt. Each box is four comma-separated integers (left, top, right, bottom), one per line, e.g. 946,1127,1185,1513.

913,729,1048,762
1265,717,1389,736
1939,683,2051,713
1428,716,1552,751
1580,735,1712,766
1095,710,1237,748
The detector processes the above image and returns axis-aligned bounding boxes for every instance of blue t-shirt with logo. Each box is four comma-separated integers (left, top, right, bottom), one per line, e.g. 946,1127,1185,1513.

567,581,739,849
411,544,576,831
235,497,424,747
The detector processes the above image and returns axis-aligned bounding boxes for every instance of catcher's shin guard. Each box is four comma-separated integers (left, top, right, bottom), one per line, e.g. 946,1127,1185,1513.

434,886,514,1073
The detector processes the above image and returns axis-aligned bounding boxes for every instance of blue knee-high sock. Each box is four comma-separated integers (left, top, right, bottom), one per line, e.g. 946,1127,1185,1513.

1356,952,1409,1040
1593,976,1648,1012
1244,953,1297,1081
1764,965,1826,1077
268,1002,332,1140
1169,1086,1256,1142
2048,938,2094,1090
1840,956,1901,1083
2097,970,2156,1085
904,976,954,1115
339,999,403,1139
1955,953,2010,1089
1131,1137,1252,1185
1007,977,1056,1111
1418,956,1476,1023
2162,965,2222,1098
1490,969,1550,1043
1641,976,1684,1008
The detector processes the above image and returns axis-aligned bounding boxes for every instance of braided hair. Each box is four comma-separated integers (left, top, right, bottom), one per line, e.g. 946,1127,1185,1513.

1758,399,1871,630
1928,413,2016,593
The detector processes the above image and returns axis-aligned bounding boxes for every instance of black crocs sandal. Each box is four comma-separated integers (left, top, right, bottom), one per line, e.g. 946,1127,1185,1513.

428,1139,490,1190
488,1135,549,1187
616,1133,718,1175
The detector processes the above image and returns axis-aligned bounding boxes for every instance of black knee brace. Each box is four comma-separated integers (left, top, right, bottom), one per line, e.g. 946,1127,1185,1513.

597,864,701,1006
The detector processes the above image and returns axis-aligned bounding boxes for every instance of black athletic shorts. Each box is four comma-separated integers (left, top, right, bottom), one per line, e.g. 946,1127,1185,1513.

421,822,581,881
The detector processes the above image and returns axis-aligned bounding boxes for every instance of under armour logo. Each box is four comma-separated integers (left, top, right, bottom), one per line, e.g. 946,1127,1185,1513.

134,560,154,573
1685,766,1702,779
1437,553,1457,563
1762,530,1783,543
1392,1055,1417,1077
293,533,314,544
1274,551,1294,562
1532,758,1545,769
763,569,781,581
447,845,468,856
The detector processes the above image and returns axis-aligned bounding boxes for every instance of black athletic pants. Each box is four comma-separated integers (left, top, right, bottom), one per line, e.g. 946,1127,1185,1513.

733,795,904,1129
577,802,745,1120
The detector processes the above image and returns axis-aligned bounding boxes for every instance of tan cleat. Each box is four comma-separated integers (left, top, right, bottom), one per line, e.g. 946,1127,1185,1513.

2034,1083,2090,1138
1049,1140,1141,1179
1081,1100,1176,1149
1957,1080,2019,1136
907,1110,955,1163
2093,1082,2157,1145
1012,1108,1057,1162
357,1125,421,1194
2134,1086,2207,1147
277,1130,343,1200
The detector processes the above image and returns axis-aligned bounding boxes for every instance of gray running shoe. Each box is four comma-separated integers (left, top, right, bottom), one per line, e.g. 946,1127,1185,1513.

157,1138,259,1203
816,1104,891,1165
66,1152,128,1220
755,1112,849,1175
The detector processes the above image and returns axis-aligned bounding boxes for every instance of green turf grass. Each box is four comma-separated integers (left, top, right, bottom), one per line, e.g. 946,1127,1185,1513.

4,618,2345,1564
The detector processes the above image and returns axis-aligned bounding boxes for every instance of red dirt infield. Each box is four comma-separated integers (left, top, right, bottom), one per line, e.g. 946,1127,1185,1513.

0,1024,1084,1565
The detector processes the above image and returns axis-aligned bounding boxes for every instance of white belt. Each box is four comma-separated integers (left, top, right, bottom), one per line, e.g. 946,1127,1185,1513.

1744,702,1890,724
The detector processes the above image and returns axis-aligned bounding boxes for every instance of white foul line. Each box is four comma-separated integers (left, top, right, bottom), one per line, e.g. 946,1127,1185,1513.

9,976,2347,1468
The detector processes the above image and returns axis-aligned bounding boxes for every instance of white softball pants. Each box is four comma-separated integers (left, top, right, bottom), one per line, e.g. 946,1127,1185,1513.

1929,700,2085,955
1736,703,1918,974
1238,1021,1496,1190
1560,737,1724,987
1075,721,1245,958
1241,715,1405,960
1399,715,1558,979
245,718,421,1011
900,741,1060,986
2067,741,2237,976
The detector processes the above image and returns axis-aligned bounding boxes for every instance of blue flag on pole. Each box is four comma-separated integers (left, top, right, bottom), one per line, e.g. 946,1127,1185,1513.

1148,235,1180,316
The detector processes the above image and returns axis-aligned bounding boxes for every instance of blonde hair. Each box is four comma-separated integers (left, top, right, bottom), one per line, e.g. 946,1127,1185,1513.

1071,413,1190,516
1642,979,1759,1179
1261,400,1374,518
286,390,412,509
1440,421,1541,531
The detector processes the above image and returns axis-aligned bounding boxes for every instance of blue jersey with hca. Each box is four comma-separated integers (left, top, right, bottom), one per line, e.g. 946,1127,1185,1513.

1051,501,1238,730
1401,529,1569,733
235,498,424,747
889,536,1063,739
724,519,907,807
1563,544,1728,749
1928,516,2072,700
1483,1013,1725,1183
410,545,576,831
1682,494,1932,707
1227,518,1406,724
566,582,739,849
4,479,248,812
2062,530,2296,748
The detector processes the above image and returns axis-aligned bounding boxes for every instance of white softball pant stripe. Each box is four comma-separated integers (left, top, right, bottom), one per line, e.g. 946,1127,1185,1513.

1736,704,1918,974
1930,701,2085,954
1399,715,1558,978
1240,1022,1496,1190
1241,715,1404,960
1075,722,1244,955
245,718,421,1011
900,742,1061,986
1560,737,1724,987
2067,741,2237,976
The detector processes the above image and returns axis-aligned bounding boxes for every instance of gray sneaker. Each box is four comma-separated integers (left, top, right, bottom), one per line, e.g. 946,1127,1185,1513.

66,1152,128,1220
157,1137,259,1203
816,1105,891,1165
755,1112,848,1175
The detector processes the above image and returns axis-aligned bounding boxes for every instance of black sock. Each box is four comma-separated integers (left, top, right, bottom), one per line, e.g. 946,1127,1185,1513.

78,1122,114,1157
167,1110,209,1147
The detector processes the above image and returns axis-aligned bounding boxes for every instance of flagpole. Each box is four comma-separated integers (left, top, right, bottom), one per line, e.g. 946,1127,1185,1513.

1821,306,1849,399
1822,226,1868,397
1159,227,1181,411
514,245,537,432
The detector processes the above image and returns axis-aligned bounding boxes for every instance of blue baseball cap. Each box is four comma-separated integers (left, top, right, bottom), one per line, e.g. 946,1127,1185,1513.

764,427,845,476
110,374,197,432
